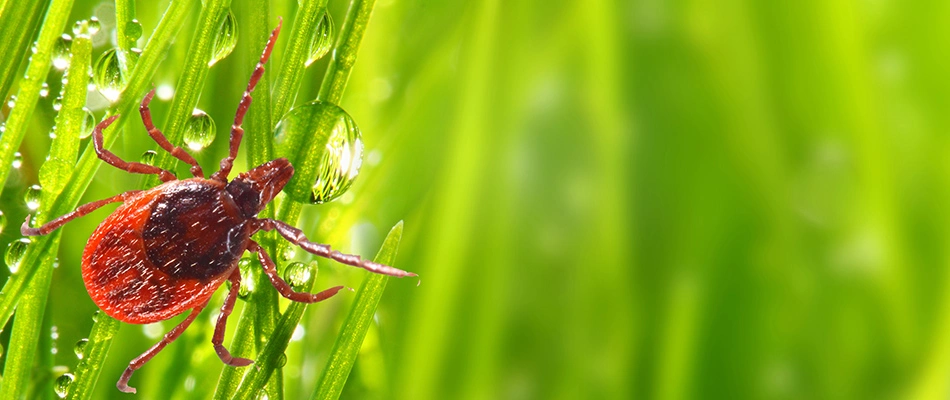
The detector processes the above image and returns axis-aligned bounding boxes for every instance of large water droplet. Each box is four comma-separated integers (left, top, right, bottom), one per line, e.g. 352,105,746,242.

52,34,72,70
0,210,6,234
127,19,143,41
140,150,158,166
25,185,42,211
184,109,215,151
54,373,74,398
74,338,88,359
6,238,31,274
305,12,334,67
282,261,314,290
80,108,96,139
93,48,125,102
209,10,238,67
274,101,364,204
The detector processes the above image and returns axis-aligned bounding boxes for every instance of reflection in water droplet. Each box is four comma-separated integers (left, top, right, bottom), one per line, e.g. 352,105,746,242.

305,12,334,67
282,262,314,290
12,152,22,169
54,373,74,398
184,109,215,151
52,34,72,70
25,185,42,211
209,10,238,67
93,48,125,102
127,19,143,41
140,150,158,166
80,108,96,139
6,238,31,274
74,338,89,359
274,102,364,204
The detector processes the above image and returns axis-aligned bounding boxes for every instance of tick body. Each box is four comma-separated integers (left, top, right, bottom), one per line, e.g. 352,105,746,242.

21,19,415,394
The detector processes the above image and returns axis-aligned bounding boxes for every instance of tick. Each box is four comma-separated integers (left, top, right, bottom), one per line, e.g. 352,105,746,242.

21,20,415,394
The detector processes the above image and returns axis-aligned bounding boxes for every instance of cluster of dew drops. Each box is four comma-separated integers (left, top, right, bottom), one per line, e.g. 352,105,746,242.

1,8,369,396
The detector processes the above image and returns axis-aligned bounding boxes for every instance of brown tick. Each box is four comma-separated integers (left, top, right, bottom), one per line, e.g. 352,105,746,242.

21,20,415,393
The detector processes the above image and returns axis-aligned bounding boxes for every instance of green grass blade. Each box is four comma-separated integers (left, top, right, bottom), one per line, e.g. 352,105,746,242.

0,0,50,101
316,0,376,105
271,0,328,121
312,221,403,400
65,313,120,399
114,0,137,75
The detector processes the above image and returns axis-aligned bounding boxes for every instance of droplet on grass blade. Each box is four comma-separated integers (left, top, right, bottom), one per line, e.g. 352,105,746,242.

52,34,72,70
209,10,238,66
74,338,89,359
305,12,334,66
25,185,42,211
54,373,74,398
93,48,125,102
140,150,158,166
184,109,216,151
6,238,31,274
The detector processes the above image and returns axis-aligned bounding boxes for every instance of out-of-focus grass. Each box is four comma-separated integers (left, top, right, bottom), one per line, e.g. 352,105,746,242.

4,0,950,399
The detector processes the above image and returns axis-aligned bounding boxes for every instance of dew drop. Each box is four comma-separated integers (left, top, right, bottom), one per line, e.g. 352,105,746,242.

92,310,100,322
127,19,143,41
274,102,364,204
276,352,288,368
40,82,50,98
52,34,72,70
12,152,23,169
140,150,158,166
277,245,296,262
7,95,16,108
209,10,238,67
25,184,42,211
54,373,74,398
80,107,96,139
87,17,101,35
184,109,215,151
0,210,6,234
74,338,88,359
52,96,62,111
282,262,314,290
93,48,125,102
6,238,31,274
238,258,255,299
305,12,334,67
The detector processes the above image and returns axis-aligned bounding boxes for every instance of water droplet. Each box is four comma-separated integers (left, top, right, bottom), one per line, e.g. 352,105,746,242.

80,108,96,139
305,12,334,67
40,82,49,98
276,352,288,368
156,84,174,100
238,258,255,299
54,373,74,398
0,210,6,234
12,152,22,169
25,184,42,211
88,17,101,35
274,102,364,204
184,109,215,151
92,310,100,322
52,34,72,70
282,262,314,290
6,238,31,274
209,10,238,67
277,245,296,262
7,95,16,108
127,19,143,41
93,48,125,102
140,150,158,166
74,338,88,359
52,96,62,111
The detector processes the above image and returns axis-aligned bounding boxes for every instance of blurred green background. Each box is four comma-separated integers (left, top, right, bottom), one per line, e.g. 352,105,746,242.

3,0,948,398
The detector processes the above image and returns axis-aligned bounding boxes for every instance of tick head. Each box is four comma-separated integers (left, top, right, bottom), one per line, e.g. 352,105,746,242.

226,158,294,216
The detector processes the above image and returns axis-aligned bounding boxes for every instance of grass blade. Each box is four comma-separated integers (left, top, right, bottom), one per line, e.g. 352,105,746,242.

312,221,403,400
0,0,50,101
66,313,120,399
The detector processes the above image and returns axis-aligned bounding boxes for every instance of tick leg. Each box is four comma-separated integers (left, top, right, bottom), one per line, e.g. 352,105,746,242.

211,19,282,182
139,89,205,178
247,240,345,303
253,218,417,278
21,190,143,236
117,304,206,394
93,114,177,182
213,269,253,366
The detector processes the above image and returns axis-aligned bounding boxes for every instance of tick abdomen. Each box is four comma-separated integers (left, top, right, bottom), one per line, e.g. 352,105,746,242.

83,178,249,324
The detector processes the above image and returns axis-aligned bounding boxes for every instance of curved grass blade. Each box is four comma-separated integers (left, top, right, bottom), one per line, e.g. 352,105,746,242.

312,221,403,400
65,312,120,399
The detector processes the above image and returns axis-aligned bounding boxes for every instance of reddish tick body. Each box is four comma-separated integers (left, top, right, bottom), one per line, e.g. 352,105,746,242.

21,20,415,394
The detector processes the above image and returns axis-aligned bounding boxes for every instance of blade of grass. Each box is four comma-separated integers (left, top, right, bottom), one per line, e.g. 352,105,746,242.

312,221,403,400
0,0,191,338
65,311,120,399
271,0,328,121
0,0,75,200
315,0,376,105
0,0,51,101
0,24,91,398
114,0,138,75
